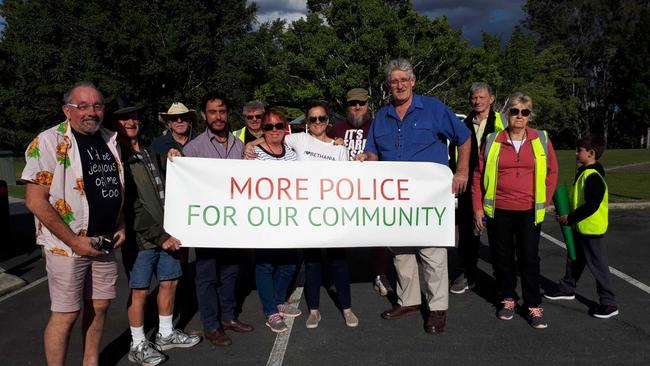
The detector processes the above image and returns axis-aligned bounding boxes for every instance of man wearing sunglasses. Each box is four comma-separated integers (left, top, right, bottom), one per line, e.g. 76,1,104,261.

233,100,265,144
150,102,196,155
329,88,393,297
356,58,472,334
449,82,507,295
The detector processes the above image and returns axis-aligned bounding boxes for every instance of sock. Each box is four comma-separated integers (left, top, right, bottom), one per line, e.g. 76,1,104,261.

159,314,174,337
130,326,146,347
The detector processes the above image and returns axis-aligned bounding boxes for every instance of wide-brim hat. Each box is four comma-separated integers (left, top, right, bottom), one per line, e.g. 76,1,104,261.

346,88,369,102
158,102,197,124
113,97,143,115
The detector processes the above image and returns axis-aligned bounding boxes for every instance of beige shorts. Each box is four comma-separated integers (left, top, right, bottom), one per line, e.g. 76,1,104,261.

45,250,118,312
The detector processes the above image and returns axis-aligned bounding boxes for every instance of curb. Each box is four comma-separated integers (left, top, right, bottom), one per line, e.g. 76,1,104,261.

0,272,27,297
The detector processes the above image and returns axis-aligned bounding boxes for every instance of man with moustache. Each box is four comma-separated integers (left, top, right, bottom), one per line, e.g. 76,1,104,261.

356,59,471,334
449,82,507,294
329,88,393,296
113,100,200,366
181,92,254,346
22,81,125,365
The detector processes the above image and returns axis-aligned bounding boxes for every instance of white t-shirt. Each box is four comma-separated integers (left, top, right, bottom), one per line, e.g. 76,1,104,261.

284,132,349,162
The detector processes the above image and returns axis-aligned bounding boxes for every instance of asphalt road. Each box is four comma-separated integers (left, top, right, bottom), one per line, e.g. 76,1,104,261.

1,209,649,366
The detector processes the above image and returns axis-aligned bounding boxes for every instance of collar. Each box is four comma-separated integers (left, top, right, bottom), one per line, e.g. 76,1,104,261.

495,126,540,143
59,120,117,144
203,128,233,143
387,94,423,120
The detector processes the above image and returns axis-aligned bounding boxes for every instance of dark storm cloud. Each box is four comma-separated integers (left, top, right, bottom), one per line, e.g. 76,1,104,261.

249,0,527,45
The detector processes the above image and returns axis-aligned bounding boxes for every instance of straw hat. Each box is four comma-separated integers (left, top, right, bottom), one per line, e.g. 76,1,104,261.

158,102,197,124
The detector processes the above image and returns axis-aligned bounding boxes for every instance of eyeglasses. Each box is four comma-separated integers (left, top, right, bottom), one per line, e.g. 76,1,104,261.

308,115,328,123
389,77,411,86
263,122,285,131
246,114,263,120
509,108,531,117
347,100,367,107
66,103,105,112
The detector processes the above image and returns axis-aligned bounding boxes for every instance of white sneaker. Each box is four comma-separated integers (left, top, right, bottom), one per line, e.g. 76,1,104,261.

128,340,165,366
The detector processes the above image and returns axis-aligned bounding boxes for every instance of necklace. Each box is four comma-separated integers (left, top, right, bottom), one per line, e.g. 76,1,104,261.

265,141,283,156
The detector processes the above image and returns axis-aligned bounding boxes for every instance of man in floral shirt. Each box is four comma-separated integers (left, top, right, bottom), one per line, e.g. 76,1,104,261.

22,81,125,366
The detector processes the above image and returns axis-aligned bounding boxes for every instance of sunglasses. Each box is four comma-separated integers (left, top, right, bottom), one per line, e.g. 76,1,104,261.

308,115,328,123
263,122,285,131
246,114,262,120
509,108,531,117
347,100,367,107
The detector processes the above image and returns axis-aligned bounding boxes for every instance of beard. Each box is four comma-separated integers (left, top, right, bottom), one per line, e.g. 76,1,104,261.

346,110,371,128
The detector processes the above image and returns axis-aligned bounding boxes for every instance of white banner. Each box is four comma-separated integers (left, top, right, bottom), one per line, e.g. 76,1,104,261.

163,158,455,248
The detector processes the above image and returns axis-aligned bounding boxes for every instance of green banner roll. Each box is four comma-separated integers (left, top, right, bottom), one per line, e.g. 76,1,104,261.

553,184,576,260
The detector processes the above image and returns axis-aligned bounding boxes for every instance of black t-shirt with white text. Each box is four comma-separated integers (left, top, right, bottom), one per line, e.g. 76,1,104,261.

72,129,122,237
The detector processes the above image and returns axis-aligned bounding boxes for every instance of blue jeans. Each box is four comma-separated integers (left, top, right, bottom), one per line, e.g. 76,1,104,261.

195,248,239,331
255,249,298,318
304,248,351,310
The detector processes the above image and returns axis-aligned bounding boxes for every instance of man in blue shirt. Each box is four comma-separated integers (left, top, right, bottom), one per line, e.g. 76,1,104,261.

356,58,471,333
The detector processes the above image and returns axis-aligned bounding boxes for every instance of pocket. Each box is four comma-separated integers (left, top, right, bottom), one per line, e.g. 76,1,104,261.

412,126,434,145
375,130,395,152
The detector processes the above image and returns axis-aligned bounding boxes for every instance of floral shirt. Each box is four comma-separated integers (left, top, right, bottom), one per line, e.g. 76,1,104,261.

21,121,124,257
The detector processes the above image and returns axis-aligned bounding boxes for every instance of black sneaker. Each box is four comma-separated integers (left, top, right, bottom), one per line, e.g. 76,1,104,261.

592,305,619,319
543,290,575,300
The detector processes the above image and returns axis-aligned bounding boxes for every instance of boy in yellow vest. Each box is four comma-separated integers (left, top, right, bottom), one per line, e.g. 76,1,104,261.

544,134,618,318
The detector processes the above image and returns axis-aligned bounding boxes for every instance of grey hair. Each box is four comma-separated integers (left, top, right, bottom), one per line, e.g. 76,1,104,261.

504,92,535,121
243,100,265,114
385,58,415,81
469,82,493,97
63,81,102,104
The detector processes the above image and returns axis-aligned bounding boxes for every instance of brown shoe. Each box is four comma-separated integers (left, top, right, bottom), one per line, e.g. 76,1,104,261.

424,310,447,334
381,305,420,320
221,319,254,333
204,329,232,347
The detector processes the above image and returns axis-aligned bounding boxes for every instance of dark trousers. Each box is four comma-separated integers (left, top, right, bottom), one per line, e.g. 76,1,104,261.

456,194,482,282
487,209,542,308
558,233,617,306
255,249,298,318
195,248,239,331
304,248,352,310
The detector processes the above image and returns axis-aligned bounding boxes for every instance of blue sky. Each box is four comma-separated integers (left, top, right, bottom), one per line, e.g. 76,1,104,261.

250,0,528,45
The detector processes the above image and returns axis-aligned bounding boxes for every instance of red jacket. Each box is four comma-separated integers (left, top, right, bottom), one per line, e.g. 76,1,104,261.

472,127,558,213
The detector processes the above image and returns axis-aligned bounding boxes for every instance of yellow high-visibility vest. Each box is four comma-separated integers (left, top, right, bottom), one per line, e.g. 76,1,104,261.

571,168,608,235
233,127,246,142
453,112,507,163
482,129,549,224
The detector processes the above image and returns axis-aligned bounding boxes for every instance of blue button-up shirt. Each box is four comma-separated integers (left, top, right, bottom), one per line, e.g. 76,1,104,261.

365,94,470,165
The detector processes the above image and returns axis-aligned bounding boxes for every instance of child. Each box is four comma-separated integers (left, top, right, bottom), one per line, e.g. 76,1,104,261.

544,134,618,318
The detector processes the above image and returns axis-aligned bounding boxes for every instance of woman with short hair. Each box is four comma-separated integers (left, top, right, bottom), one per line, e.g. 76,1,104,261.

472,92,558,329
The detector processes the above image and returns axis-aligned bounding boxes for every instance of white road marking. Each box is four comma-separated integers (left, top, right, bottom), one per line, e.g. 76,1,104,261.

541,231,650,295
266,286,303,366
0,276,48,303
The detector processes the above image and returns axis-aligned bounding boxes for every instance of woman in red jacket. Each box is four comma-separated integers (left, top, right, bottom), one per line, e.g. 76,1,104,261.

472,92,558,329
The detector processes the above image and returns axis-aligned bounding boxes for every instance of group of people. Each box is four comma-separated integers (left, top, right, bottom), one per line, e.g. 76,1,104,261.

21,57,618,366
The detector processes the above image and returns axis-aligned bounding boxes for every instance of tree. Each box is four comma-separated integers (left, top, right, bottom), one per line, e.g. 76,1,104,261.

523,0,649,145
0,0,258,148
257,0,471,116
